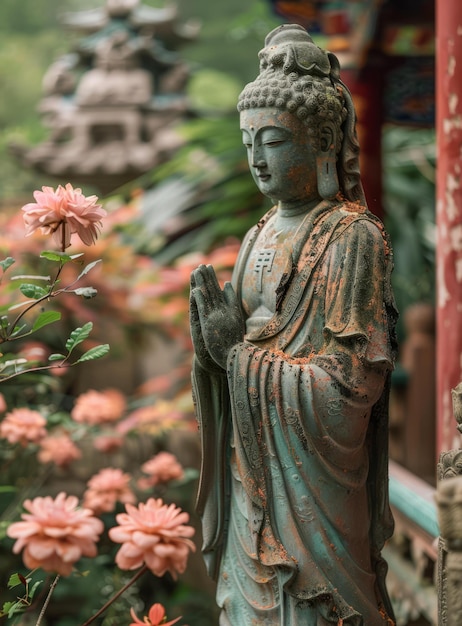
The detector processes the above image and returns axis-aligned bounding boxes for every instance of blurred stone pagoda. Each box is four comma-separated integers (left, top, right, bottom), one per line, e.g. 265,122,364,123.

11,0,200,195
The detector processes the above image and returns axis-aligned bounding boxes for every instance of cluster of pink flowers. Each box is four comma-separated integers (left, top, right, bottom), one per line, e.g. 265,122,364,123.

7,492,104,576
38,434,82,467
109,498,195,578
83,468,136,515
139,452,184,490
22,183,106,250
71,388,126,426
0,408,47,446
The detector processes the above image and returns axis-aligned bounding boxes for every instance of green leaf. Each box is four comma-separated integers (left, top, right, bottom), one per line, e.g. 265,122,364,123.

6,600,27,618
0,485,17,493
0,257,15,272
77,259,101,280
75,344,110,363
8,324,26,339
32,310,61,331
28,580,43,599
19,283,48,299
72,287,98,299
40,250,72,262
8,324,27,339
65,322,93,353
0,358,27,372
1,601,15,617
7,573,22,589
48,353,66,361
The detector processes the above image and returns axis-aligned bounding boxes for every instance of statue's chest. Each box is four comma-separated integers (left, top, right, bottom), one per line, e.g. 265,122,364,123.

241,223,294,317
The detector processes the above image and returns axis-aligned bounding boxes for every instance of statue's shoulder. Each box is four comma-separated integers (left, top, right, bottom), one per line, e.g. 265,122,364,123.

329,199,389,242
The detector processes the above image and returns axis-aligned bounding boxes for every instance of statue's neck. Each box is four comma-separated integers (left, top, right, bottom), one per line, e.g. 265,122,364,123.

277,197,322,217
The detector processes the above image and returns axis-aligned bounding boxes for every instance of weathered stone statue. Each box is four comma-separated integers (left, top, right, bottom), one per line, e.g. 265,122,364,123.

190,24,397,625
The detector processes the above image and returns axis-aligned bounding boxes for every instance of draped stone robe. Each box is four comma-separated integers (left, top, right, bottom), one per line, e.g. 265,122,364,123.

192,200,397,625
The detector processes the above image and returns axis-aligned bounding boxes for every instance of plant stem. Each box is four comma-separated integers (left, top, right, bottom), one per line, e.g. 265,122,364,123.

80,565,148,626
36,574,60,626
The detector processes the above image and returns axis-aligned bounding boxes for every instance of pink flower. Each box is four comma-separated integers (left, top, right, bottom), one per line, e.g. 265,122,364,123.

130,603,181,626
38,434,82,467
7,492,104,576
139,452,184,489
0,393,6,413
109,498,195,578
83,468,136,515
22,183,106,249
93,433,124,453
0,408,47,446
71,389,126,426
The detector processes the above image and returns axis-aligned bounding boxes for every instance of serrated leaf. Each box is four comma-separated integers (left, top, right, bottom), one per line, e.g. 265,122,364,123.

1,601,15,617
7,573,22,589
48,353,66,361
40,250,72,262
75,344,110,363
19,283,49,299
32,311,61,332
77,259,101,281
0,257,15,272
65,322,93,353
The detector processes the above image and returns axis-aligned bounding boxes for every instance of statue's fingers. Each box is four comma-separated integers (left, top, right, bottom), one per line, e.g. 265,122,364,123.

223,281,238,308
189,292,200,323
204,264,222,293
191,286,209,317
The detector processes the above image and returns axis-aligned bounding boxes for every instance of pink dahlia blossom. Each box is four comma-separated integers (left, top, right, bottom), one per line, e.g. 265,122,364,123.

38,434,82,467
139,452,184,489
109,498,195,578
0,408,47,446
7,492,104,576
71,389,126,426
130,603,181,626
83,468,136,515
22,184,106,249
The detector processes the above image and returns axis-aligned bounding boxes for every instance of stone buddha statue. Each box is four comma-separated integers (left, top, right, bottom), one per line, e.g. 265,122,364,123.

190,24,397,625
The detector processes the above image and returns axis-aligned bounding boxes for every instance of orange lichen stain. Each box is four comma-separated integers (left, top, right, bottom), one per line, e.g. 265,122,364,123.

379,606,396,625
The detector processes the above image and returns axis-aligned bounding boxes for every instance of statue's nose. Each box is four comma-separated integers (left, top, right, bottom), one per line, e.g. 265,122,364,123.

252,158,267,169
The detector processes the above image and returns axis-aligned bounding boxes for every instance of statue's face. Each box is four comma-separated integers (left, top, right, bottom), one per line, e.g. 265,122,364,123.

240,108,320,206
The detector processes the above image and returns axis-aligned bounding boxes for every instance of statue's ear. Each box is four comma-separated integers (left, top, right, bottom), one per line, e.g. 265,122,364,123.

320,124,335,153
317,123,339,200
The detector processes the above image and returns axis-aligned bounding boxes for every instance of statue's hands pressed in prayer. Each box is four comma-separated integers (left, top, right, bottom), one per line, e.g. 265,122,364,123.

190,264,245,370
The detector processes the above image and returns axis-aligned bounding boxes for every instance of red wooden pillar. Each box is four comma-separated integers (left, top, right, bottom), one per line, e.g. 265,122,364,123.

436,1,462,454
342,66,384,219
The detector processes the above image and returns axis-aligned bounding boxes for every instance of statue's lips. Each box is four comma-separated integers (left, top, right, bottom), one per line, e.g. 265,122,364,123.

257,173,270,181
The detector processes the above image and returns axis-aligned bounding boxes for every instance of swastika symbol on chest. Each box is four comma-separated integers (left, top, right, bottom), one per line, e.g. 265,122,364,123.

254,249,276,292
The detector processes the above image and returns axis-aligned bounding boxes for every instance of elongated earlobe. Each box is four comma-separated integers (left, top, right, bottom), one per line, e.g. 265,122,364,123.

317,125,339,199
316,153,340,199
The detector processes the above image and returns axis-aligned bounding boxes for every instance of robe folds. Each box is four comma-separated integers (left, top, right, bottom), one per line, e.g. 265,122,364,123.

192,200,398,625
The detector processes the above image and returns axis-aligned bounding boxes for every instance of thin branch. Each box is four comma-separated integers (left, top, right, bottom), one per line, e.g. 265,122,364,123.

35,574,60,626
80,566,148,626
